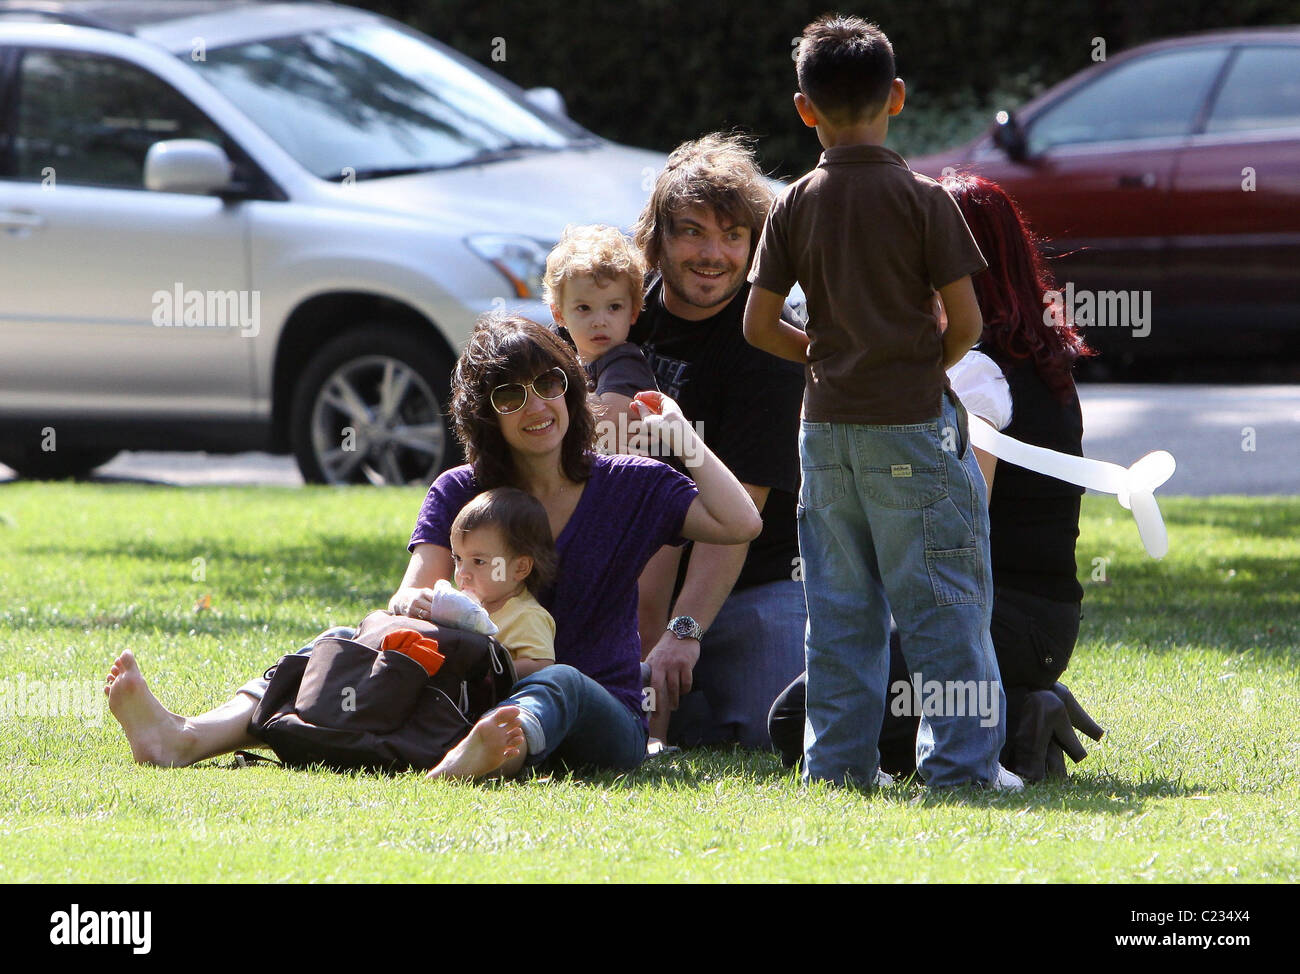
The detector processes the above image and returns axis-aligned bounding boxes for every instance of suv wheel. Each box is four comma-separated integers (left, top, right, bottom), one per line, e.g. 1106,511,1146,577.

289,328,456,485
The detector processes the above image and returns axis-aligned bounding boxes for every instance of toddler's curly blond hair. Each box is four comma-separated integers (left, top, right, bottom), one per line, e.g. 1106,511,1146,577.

543,224,649,311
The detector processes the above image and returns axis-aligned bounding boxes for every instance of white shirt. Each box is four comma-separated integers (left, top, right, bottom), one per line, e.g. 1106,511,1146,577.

947,350,1012,430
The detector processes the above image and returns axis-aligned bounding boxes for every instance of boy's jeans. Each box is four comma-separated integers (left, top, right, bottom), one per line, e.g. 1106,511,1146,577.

797,393,1006,788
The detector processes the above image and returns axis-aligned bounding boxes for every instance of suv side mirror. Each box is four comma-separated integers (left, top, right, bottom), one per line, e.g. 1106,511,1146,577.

524,86,568,119
992,110,1028,163
144,139,233,194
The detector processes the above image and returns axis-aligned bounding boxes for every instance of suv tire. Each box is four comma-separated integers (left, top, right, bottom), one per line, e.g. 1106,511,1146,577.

289,327,457,485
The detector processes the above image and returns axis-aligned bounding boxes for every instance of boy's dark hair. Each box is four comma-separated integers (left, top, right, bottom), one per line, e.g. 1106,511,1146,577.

633,131,774,270
796,15,896,126
451,487,557,596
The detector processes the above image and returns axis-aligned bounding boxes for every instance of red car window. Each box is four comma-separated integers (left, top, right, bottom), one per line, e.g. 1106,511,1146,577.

1205,46,1300,133
1028,47,1227,153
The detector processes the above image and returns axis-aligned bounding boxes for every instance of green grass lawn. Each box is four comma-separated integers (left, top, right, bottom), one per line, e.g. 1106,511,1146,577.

0,485,1296,883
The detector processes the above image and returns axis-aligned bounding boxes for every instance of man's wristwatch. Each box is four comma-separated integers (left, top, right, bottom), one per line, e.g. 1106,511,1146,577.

667,615,704,641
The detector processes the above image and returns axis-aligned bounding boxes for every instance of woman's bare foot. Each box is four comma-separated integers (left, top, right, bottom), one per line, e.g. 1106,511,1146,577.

105,651,197,767
427,706,526,780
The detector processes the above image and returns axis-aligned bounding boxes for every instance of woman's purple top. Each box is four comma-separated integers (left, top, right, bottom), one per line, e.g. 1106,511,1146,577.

408,453,699,722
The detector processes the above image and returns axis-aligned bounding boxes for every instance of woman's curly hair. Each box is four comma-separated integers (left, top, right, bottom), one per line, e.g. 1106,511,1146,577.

450,313,595,489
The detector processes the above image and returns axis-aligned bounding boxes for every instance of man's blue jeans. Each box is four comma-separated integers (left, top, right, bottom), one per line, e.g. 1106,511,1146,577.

797,394,1006,788
510,665,647,771
668,578,808,749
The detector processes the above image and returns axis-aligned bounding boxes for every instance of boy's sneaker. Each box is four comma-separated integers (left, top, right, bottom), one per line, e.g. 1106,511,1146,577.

992,764,1024,792
874,769,894,787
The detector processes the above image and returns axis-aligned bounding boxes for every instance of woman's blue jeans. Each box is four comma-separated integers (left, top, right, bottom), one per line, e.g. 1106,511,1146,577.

509,665,647,771
797,394,1007,788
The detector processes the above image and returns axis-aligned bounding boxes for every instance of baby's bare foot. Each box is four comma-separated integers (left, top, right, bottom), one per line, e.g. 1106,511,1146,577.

105,651,195,767
426,706,525,780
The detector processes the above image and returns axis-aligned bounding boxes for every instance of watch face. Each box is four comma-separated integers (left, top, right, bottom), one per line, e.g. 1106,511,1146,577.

670,616,700,639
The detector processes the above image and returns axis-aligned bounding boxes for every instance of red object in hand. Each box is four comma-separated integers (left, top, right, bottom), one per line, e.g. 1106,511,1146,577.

634,391,665,414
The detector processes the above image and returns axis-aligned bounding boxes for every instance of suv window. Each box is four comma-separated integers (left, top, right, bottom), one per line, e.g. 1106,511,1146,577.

190,23,574,180
1205,46,1300,134
13,49,224,188
1028,47,1228,153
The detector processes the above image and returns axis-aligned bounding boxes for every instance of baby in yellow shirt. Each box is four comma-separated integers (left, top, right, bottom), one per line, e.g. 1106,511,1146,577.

449,488,556,677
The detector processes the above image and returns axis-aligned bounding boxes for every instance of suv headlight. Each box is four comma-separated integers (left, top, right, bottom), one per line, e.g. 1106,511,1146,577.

466,234,551,300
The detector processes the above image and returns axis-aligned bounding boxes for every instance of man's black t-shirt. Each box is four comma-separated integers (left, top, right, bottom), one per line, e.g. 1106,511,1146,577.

629,277,805,590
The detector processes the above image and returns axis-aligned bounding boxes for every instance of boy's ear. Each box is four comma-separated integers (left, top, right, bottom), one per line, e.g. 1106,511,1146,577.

793,92,820,129
549,303,565,327
887,78,906,117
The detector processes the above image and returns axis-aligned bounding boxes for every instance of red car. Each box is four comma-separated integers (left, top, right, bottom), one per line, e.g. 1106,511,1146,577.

912,28,1300,368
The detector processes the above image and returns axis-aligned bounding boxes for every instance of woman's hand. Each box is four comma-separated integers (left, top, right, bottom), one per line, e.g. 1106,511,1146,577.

388,586,437,620
389,544,454,619
625,393,690,459
626,394,761,546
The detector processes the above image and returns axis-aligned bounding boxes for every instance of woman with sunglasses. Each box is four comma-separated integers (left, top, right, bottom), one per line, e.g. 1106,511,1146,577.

105,315,760,777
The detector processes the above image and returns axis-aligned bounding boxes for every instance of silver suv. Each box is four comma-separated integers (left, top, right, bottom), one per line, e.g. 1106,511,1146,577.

0,0,662,482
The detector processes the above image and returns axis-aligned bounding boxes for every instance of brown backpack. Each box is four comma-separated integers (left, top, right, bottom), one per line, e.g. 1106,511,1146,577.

248,610,516,773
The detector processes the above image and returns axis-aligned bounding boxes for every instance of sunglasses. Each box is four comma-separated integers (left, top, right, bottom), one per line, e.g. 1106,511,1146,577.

489,366,569,415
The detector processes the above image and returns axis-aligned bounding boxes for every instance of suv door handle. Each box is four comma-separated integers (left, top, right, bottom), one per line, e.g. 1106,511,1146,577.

1118,173,1157,189
0,209,47,231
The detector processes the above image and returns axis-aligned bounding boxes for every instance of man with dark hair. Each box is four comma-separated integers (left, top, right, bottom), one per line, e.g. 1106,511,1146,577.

629,132,806,749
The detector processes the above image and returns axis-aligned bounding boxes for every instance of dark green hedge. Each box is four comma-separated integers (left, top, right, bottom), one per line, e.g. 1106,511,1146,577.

356,0,1300,177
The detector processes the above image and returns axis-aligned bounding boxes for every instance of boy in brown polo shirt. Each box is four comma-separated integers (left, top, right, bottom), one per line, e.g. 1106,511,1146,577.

743,14,1020,790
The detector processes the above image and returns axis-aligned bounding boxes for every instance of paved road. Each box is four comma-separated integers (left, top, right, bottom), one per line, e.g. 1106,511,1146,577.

1076,384,1298,496
2,384,1296,495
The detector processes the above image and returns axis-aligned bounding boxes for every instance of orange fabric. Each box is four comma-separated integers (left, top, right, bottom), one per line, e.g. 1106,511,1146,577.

381,629,444,677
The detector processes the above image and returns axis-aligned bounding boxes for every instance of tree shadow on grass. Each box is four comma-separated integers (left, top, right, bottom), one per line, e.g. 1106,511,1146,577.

1159,497,1300,542
1079,551,1298,659
521,749,1214,816
201,749,1218,820
892,770,1205,814
1076,497,1298,659
13,533,404,637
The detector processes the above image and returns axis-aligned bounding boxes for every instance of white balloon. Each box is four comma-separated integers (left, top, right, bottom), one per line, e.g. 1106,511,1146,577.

1128,490,1169,560
968,416,1175,559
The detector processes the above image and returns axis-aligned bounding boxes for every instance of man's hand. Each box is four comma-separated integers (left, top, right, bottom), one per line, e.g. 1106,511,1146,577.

644,632,701,712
